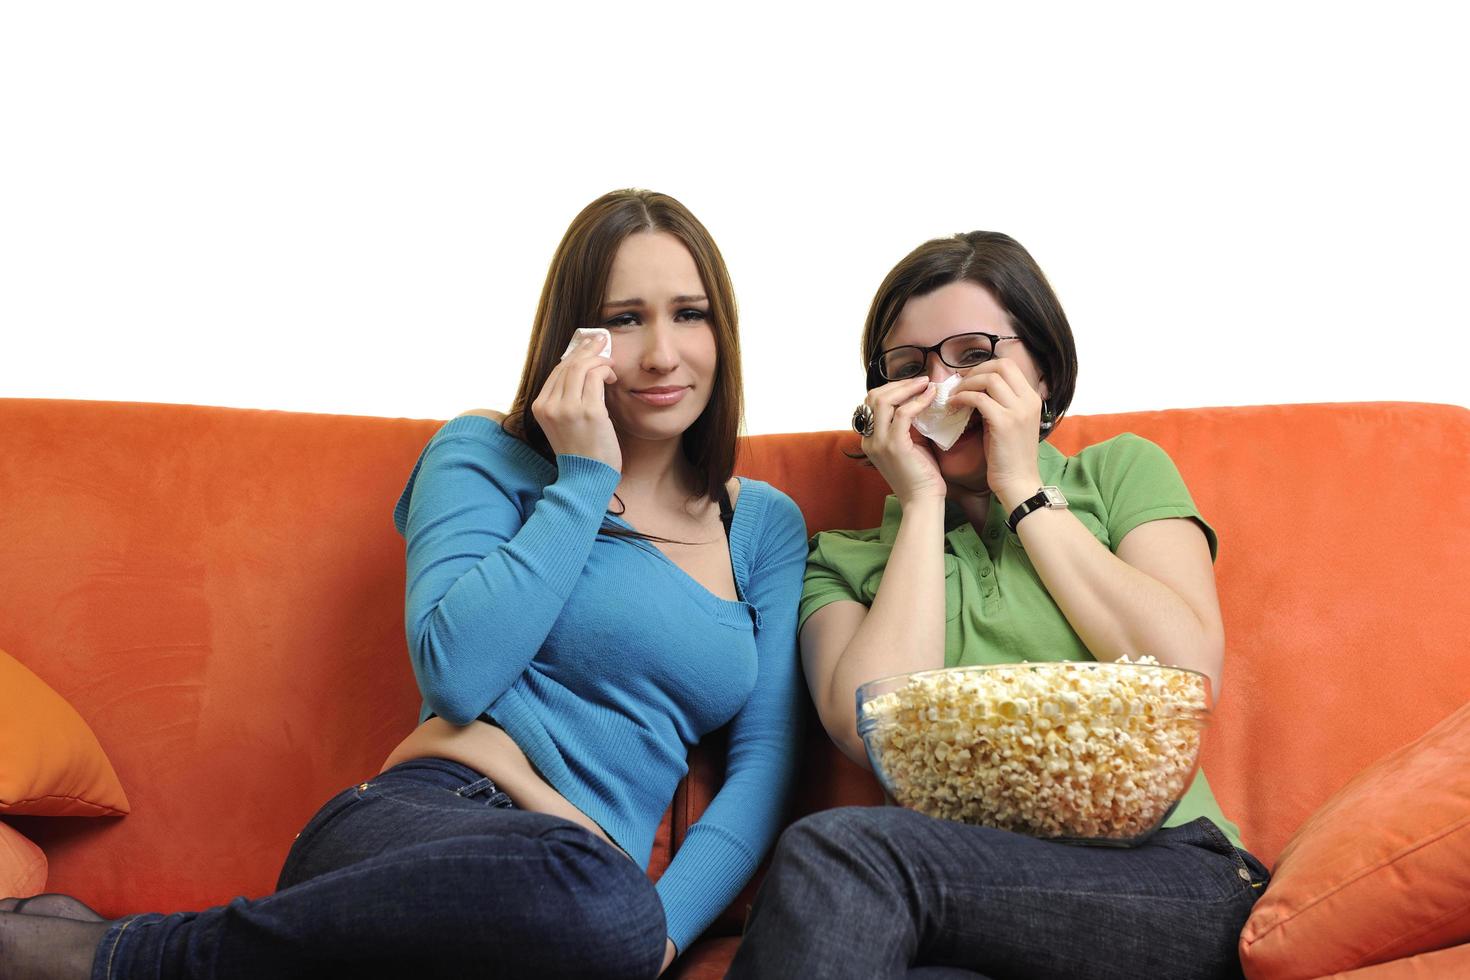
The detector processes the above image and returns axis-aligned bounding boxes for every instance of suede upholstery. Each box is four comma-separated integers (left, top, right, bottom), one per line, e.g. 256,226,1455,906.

2,398,1467,977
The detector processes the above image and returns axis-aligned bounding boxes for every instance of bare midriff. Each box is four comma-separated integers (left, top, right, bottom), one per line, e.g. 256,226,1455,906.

379,716,630,860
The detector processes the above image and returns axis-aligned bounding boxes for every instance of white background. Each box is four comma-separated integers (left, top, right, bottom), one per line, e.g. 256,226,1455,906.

3,2,1466,434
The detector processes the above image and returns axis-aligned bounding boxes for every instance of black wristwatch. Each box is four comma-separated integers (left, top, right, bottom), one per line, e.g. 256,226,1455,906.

1007,486,1068,532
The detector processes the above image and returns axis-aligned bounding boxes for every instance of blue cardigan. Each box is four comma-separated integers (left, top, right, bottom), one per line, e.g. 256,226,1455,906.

393,415,806,951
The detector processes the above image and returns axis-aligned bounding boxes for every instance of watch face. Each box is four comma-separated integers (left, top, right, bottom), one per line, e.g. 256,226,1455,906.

1041,486,1067,507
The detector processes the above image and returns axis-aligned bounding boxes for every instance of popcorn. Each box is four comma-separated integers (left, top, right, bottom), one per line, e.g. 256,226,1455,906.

857,658,1209,842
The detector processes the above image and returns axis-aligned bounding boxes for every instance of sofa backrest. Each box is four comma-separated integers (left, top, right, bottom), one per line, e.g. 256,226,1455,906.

2,400,442,914
3,399,1468,920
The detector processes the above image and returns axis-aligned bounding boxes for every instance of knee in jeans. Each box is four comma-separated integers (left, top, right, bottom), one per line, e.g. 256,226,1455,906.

774,807,885,865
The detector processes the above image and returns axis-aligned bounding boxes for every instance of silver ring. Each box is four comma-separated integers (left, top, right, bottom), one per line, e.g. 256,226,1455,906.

851,403,875,437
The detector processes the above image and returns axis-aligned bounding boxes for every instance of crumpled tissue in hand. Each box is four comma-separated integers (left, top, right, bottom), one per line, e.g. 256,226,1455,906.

912,374,974,451
561,327,613,360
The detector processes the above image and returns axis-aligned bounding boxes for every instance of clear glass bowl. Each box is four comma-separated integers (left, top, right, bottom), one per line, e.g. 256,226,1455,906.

856,661,1212,846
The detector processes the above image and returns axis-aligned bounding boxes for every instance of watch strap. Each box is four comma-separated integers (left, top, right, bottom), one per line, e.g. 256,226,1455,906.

1007,486,1067,532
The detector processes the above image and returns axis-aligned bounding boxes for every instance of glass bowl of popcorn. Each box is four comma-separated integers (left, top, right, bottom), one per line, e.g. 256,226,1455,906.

856,658,1211,846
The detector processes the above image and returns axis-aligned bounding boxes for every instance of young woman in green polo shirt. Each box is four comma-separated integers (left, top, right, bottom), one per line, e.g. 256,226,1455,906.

728,232,1269,980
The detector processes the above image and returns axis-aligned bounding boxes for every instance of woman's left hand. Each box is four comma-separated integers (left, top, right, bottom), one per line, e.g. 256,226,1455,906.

948,359,1045,508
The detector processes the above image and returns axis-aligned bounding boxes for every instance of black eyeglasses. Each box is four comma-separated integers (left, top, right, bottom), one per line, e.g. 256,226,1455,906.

871,332,1021,381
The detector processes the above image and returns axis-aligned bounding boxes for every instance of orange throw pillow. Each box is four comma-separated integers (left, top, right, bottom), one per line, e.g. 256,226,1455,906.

0,647,130,817
0,820,47,897
1239,699,1470,979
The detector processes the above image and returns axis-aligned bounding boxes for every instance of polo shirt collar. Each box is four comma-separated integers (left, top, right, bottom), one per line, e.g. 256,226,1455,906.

875,440,1068,545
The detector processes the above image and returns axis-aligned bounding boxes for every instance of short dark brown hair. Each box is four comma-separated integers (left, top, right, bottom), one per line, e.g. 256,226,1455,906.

860,231,1078,438
505,189,741,500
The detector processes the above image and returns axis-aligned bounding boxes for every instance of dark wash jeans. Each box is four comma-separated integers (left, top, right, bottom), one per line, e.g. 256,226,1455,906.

90,758,666,979
726,807,1269,980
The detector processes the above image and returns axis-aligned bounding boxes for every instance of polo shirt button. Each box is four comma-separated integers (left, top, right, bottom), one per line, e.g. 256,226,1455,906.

987,529,1000,540
981,567,992,577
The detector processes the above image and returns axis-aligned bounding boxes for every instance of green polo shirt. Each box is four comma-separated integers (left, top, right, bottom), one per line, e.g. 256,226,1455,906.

801,433,1244,850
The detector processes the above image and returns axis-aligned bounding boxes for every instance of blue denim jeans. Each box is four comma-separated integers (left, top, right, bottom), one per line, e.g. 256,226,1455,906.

726,807,1269,980
90,758,666,979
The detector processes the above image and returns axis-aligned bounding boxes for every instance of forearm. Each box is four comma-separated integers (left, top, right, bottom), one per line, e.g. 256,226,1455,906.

824,497,948,765
655,735,795,951
407,453,620,723
656,580,803,951
1008,504,1222,679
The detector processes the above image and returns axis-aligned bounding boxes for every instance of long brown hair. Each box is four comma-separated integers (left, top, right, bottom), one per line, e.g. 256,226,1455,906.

860,231,1078,438
504,189,742,502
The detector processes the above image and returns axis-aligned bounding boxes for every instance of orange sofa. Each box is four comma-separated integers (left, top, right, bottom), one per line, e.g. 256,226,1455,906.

2,398,1468,978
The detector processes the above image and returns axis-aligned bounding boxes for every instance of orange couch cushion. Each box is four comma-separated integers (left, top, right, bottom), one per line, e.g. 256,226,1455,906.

0,647,129,817
1239,699,1470,978
0,820,48,897
1324,942,1470,978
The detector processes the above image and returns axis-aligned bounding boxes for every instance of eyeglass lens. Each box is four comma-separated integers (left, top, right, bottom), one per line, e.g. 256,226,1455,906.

880,333,998,380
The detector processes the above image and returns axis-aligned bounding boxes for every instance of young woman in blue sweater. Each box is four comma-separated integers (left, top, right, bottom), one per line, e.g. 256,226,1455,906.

0,189,807,979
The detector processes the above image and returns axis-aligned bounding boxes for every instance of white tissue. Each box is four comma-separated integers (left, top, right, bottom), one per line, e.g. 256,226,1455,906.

561,327,613,360
912,374,974,451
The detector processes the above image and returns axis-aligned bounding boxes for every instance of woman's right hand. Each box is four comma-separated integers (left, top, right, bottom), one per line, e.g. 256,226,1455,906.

531,334,621,471
861,377,946,505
